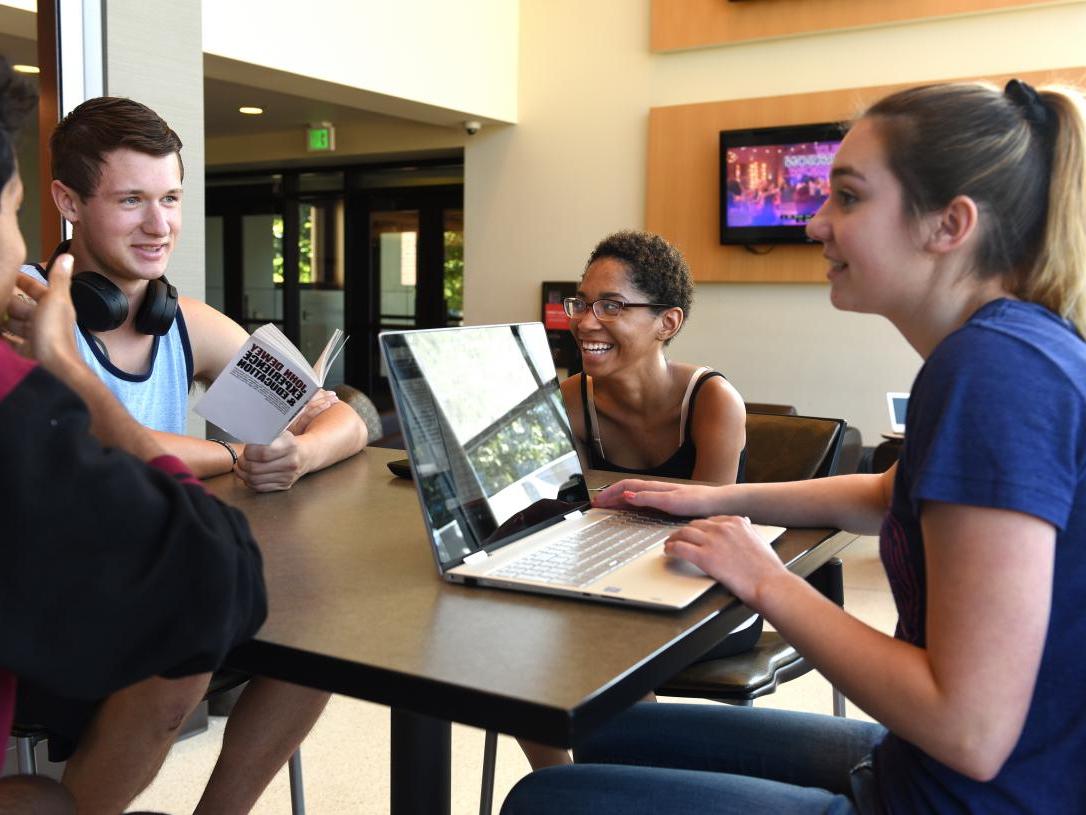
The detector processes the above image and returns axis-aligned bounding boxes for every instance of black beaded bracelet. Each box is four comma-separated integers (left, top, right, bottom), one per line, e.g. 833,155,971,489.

210,438,238,468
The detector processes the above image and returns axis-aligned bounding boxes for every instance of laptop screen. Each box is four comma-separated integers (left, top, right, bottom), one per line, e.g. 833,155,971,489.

886,392,909,434
382,323,590,569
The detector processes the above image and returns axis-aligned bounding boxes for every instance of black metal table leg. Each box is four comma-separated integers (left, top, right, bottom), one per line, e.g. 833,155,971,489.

391,708,451,815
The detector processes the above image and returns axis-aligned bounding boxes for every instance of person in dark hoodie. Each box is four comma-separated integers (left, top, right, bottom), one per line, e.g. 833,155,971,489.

0,58,266,814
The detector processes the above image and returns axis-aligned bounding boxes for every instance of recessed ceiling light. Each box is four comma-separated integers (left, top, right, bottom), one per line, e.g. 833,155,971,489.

238,106,264,115
13,65,39,75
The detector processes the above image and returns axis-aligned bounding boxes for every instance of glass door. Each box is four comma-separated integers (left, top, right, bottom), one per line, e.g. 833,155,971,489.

245,213,284,332
443,208,464,327
350,185,464,398
373,209,420,332
207,175,347,386
209,166,463,403
298,196,347,386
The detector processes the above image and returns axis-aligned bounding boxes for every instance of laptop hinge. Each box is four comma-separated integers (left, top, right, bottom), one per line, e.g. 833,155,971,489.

563,509,583,521
463,550,489,565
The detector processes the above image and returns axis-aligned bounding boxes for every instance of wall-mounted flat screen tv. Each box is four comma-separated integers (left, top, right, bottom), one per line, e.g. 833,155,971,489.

720,122,844,245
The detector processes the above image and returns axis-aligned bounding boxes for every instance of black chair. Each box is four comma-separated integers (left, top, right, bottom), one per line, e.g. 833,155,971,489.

656,411,848,714
872,436,903,473
741,411,845,483
838,425,865,475
739,405,864,475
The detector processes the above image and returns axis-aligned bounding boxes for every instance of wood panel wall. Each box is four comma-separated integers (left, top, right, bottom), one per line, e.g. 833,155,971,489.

36,1,62,254
651,0,1070,52
645,68,1086,283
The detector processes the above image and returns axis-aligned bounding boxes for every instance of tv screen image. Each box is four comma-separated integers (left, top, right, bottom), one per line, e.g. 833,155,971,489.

719,122,843,245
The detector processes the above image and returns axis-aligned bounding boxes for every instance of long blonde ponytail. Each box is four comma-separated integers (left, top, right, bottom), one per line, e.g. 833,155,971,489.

1020,87,1086,334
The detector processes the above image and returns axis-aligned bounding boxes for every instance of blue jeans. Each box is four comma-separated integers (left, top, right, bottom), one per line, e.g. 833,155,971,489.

501,703,887,815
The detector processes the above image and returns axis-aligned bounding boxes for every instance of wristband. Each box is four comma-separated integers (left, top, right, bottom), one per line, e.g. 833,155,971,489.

210,438,238,468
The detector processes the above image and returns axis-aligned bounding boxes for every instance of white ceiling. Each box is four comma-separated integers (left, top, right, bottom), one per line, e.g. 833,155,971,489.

202,76,414,138
0,24,443,141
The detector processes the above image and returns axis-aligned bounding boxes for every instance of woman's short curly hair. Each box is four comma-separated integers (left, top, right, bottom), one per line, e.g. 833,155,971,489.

584,231,694,330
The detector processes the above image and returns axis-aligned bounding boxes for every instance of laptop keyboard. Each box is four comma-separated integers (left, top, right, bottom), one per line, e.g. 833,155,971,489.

491,513,686,588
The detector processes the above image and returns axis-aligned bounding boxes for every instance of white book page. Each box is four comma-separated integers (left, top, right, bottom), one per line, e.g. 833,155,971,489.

312,329,348,384
249,324,313,375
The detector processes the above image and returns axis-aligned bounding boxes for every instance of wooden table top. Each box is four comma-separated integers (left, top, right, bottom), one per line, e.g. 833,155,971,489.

210,446,854,746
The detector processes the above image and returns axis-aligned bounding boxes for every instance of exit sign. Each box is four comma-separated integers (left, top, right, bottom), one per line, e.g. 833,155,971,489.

306,123,335,152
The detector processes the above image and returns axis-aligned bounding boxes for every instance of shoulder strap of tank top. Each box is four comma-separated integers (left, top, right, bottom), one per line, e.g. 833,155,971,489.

581,373,607,460
678,367,726,444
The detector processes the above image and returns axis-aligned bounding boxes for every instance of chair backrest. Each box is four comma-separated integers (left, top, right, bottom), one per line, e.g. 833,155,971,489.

742,412,846,484
332,384,384,442
837,425,865,475
743,402,798,416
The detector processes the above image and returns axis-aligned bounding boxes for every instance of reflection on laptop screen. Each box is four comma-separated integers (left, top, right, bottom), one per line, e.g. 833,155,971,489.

382,324,589,568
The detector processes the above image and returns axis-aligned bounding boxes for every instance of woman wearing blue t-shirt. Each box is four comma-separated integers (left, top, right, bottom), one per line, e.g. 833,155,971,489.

502,80,1086,814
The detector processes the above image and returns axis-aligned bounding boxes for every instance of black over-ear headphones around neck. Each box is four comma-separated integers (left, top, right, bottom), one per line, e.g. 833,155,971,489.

44,241,178,336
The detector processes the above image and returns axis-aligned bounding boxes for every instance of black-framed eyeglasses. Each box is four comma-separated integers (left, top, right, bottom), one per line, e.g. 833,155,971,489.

562,297,674,322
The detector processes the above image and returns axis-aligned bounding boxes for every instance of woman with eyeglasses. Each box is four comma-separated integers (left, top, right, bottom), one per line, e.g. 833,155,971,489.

559,230,746,485
503,80,1086,815
511,231,751,773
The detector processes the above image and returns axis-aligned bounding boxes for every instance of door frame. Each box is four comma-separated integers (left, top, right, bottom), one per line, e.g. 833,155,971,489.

347,183,463,397
206,163,463,402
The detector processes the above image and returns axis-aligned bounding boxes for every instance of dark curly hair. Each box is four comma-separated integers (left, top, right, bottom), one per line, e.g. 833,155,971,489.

584,230,694,342
0,57,37,202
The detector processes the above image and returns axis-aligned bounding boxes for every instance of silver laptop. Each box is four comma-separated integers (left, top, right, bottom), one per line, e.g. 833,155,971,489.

886,391,909,438
381,322,782,610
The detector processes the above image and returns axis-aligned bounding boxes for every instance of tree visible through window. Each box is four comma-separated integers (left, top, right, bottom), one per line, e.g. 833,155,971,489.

272,213,313,285
444,230,463,318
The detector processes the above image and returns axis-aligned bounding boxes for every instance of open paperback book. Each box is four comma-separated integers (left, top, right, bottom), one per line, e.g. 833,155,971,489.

195,323,348,444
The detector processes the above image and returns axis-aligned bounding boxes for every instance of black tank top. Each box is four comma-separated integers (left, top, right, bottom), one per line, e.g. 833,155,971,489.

580,369,746,481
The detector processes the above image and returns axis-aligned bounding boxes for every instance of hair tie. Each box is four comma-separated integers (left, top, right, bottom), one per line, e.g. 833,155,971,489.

1004,79,1055,136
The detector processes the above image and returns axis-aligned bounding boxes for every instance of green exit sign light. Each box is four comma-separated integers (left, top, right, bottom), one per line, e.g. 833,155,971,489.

306,123,335,152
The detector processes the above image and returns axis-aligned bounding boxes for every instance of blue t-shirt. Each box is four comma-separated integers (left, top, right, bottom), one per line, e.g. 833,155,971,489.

875,299,1086,813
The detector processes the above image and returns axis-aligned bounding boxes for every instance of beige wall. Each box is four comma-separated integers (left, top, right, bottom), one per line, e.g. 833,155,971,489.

464,0,1086,441
105,0,204,305
203,0,519,125
207,115,465,168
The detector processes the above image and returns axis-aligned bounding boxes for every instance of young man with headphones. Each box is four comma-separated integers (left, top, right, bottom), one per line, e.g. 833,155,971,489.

13,97,365,813
23,96,368,490
0,64,267,814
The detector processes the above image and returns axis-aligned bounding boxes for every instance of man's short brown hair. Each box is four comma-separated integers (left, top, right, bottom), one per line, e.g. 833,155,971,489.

50,97,183,199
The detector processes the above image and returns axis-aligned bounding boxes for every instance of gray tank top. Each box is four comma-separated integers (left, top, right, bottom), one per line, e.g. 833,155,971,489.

19,264,194,434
